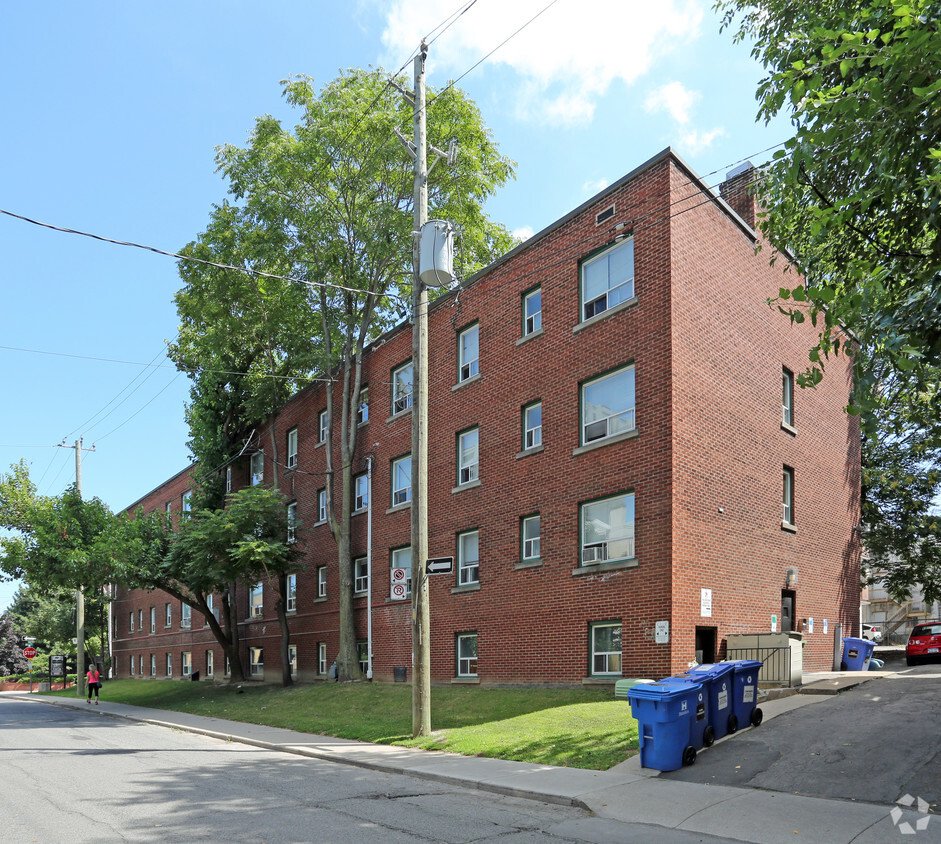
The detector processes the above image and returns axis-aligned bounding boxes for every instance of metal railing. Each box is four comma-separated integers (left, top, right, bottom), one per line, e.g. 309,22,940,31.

727,646,792,686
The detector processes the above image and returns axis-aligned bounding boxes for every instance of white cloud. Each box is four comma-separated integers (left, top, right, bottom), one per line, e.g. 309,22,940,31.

645,82,699,125
582,177,609,196
375,0,705,127
513,225,535,241
679,127,726,154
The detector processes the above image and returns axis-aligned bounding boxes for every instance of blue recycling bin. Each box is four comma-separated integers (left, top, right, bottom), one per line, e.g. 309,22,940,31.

681,662,736,742
627,679,707,771
728,659,764,731
842,637,875,671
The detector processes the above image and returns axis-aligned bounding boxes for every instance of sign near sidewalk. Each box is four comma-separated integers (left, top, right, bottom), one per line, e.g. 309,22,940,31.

23,646,37,659
426,557,453,575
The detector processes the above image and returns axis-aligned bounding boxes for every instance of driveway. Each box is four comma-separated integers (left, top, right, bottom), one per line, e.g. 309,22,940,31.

662,661,941,812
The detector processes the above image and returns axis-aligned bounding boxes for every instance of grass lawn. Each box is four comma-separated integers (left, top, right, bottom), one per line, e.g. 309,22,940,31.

47,680,638,770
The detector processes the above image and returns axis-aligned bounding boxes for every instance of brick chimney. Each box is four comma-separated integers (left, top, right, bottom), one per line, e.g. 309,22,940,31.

719,161,757,230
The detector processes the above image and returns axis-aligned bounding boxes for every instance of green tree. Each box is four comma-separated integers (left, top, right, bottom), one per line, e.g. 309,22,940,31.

7,583,110,661
715,0,941,426
175,69,515,680
0,613,29,677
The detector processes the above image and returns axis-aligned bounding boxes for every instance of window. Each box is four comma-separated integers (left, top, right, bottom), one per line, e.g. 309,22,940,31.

391,547,411,599
392,361,413,414
581,237,634,321
456,632,478,677
206,651,214,677
318,409,328,444
457,427,479,486
180,604,191,629
317,566,327,599
224,656,231,678
150,654,156,677
591,622,622,675
522,514,541,562
782,368,795,429
165,603,172,627
354,473,368,512
206,594,219,624
357,640,369,676
581,365,636,445
354,557,369,594
357,387,369,425
288,645,298,679
287,501,297,543
130,655,136,676
287,427,299,468
250,647,264,677
138,609,143,631
182,651,192,677
250,451,264,486
129,612,134,634
166,653,172,677
523,287,542,336
458,323,479,382
318,642,327,676
225,466,232,494
149,607,155,634
181,490,192,515
458,530,480,586
286,574,297,612
581,493,635,565
783,466,795,527
391,455,411,506
523,402,542,450
165,501,172,521
317,488,327,523
250,582,263,617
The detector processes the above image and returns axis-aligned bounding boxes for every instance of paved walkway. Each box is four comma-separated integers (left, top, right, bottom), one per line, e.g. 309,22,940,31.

6,679,937,843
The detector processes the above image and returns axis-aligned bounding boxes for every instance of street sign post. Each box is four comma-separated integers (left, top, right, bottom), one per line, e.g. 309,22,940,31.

425,556,453,575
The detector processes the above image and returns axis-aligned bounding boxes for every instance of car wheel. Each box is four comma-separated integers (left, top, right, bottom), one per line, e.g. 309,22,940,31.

682,746,697,766
703,725,715,747
906,655,918,667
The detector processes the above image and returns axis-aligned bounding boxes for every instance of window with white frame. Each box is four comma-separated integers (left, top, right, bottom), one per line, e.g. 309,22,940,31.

458,530,480,586
287,501,297,543
165,603,172,627
206,650,214,677
317,566,327,598
317,488,327,523
581,492,635,565
165,500,172,521
392,361,413,414
458,323,479,382
523,402,542,450
456,632,478,677
391,455,411,506
166,653,172,677
782,368,795,429
250,647,264,677
783,466,795,527
590,622,622,675
129,611,134,634
286,573,297,612
182,651,192,677
150,606,155,634
457,427,479,486
206,594,219,623
250,582,263,617
287,427,299,468
357,387,369,425
288,644,297,678
180,603,191,629
318,642,327,675
354,557,369,594
354,473,368,512
225,465,232,494
181,490,192,515
150,654,156,677
581,365,636,445
318,409,328,444
390,547,411,599
581,237,634,321
224,655,231,678
250,451,264,486
130,655,136,676
138,608,143,631
357,640,369,675
522,514,541,562
523,286,542,336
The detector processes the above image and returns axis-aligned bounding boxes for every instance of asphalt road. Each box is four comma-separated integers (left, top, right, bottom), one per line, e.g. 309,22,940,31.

662,661,941,812
0,696,737,844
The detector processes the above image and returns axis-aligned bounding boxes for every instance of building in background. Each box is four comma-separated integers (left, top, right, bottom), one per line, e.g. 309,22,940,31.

112,148,861,685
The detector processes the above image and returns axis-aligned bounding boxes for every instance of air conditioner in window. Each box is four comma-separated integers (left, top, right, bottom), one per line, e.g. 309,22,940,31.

461,464,479,485
288,454,298,468
582,543,608,564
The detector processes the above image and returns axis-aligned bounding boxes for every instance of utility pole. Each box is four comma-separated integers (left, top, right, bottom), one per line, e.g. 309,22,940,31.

57,437,95,697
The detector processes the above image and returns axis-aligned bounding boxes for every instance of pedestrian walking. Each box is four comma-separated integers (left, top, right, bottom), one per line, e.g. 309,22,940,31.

86,664,101,704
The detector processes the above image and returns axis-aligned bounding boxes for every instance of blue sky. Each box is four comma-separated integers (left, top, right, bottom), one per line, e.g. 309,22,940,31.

0,0,792,612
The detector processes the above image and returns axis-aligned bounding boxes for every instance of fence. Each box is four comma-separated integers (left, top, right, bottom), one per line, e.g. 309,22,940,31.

727,646,793,686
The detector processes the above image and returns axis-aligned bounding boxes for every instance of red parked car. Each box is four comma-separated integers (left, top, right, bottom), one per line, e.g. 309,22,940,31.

906,621,941,666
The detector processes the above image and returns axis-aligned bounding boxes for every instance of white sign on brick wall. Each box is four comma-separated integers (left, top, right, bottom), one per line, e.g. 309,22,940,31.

654,620,669,644
700,588,712,617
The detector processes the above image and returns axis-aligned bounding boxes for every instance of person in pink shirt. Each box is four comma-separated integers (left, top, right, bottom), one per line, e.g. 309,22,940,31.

86,664,101,704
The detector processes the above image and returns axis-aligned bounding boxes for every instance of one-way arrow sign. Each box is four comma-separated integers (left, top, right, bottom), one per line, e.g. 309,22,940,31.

425,556,453,575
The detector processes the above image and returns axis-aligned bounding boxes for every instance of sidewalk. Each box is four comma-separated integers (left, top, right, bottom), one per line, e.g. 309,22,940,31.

9,688,936,843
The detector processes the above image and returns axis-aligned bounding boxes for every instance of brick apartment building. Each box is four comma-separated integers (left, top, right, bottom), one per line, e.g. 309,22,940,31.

112,148,861,686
